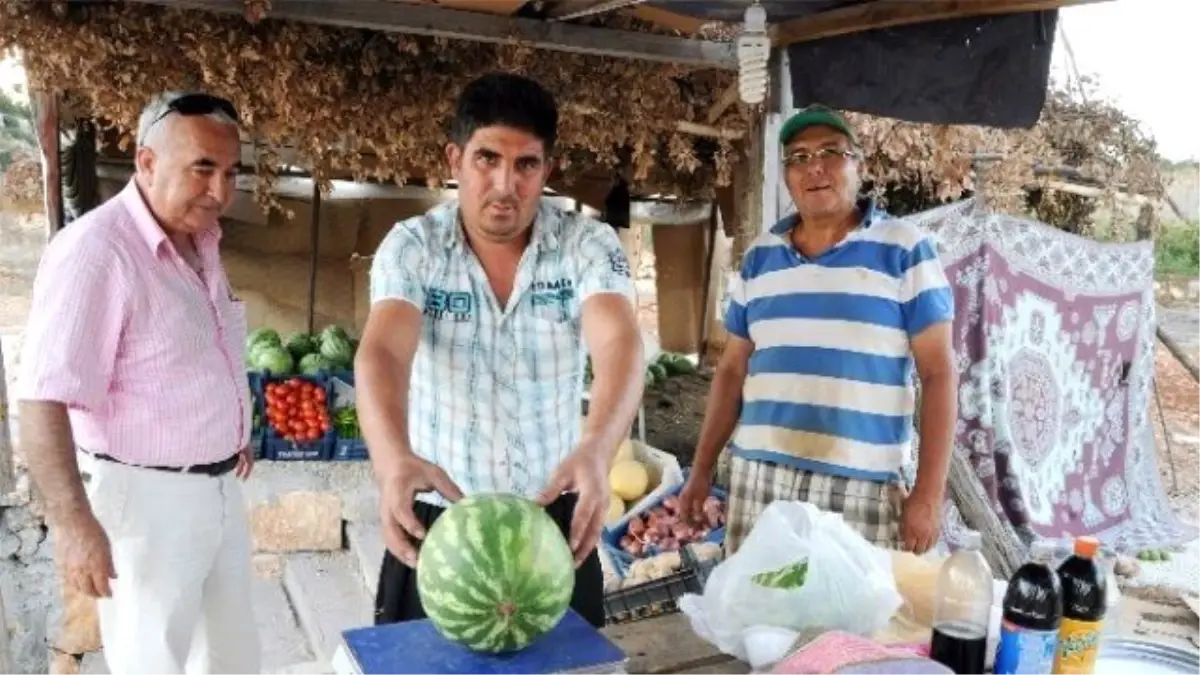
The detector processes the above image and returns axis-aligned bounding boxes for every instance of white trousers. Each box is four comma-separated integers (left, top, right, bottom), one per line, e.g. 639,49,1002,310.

79,452,261,674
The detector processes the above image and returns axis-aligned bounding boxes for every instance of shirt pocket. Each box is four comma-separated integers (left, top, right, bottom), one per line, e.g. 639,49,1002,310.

517,313,581,395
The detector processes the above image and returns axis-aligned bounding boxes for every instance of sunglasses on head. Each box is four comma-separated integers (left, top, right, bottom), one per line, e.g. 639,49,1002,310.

142,93,240,140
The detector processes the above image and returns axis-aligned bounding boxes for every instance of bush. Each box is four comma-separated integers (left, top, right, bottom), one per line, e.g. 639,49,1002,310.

1156,221,1200,276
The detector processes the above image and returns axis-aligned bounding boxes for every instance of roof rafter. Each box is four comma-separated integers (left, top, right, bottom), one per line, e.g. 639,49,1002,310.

123,0,737,69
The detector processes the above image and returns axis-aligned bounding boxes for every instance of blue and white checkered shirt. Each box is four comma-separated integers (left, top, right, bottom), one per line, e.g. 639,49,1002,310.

369,199,636,507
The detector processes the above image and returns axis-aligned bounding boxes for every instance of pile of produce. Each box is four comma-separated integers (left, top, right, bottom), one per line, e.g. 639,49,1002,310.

616,493,726,558
417,493,575,653
606,439,656,525
613,542,724,590
263,377,331,443
333,405,361,440
246,324,358,375
584,350,697,389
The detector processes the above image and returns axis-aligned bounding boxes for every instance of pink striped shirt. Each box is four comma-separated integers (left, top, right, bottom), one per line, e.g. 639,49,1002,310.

17,180,250,467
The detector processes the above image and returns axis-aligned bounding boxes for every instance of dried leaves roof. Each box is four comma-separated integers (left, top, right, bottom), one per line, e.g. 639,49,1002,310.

0,1,741,211
0,2,1164,233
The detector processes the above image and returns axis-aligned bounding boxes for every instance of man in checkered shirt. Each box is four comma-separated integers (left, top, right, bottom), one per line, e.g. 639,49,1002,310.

357,73,645,628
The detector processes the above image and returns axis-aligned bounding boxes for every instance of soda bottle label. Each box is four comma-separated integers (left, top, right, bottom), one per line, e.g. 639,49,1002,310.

994,620,1057,674
1053,618,1103,673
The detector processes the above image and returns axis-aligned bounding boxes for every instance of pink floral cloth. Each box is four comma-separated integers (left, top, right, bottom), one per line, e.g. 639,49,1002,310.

769,631,949,674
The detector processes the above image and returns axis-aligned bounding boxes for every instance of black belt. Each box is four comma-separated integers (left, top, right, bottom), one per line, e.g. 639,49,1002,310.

90,452,239,476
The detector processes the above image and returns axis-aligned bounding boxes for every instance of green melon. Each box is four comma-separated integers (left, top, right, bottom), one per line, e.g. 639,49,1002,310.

416,493,575,653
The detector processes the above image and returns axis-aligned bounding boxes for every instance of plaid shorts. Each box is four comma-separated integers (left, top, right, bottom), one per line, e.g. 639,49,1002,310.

725,455,904,554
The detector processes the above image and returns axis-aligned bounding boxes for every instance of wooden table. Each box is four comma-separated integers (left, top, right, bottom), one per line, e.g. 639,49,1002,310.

602,613,750,674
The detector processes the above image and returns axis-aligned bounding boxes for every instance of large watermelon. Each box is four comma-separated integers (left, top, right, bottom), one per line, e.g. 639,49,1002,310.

416,493,575,653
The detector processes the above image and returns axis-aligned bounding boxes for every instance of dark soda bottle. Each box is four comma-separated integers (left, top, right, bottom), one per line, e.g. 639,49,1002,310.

1052,536,1107,674
994,539,1063,674
930,530,993,674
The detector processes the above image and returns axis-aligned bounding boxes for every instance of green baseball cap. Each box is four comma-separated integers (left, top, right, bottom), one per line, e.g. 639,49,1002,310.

778,104,857,147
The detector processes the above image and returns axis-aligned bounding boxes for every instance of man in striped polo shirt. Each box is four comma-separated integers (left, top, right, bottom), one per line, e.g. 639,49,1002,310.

679,105,957,554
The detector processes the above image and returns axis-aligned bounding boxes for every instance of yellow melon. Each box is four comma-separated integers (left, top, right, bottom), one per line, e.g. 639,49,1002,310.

606,493,626,526
614,438,636,464
610,460,650,502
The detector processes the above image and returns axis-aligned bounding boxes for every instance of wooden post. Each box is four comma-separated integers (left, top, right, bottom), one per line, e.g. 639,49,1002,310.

947,452,1030,580
1158,328,1200,383
0,338,12,497
0,338,13,674
30,90,64,237
0,589,11,675
306,180,322,334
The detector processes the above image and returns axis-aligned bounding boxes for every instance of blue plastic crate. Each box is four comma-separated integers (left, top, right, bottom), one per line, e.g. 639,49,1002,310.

326,371,365,460
333,438,369,461
247,371,266,459
266,431,335,461
260,374,335,461
602,481,728,574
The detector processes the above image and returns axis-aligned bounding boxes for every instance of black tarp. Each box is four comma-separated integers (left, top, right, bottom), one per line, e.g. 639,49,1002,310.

646,1,1059,128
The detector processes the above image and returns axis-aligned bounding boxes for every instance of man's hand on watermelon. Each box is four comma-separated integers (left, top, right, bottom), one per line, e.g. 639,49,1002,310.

536,444,611,567
379,455,464,567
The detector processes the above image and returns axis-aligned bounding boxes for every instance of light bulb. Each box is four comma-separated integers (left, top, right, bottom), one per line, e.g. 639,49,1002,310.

737,3,770,105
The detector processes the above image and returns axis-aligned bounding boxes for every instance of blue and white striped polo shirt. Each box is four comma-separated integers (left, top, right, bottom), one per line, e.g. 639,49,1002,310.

369,200,635,507
724,201,954,482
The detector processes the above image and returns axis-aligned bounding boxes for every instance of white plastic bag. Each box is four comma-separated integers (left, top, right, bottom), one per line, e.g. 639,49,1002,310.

679,501,903,664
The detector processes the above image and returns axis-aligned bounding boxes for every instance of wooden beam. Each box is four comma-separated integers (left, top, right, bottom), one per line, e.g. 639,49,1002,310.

1158,327,1200,384
771,0,1113,47
705,83,740,125
0,338,14,498
393,0,529,15
546,0,644,21
306,181,321,334
947,450,1029,580
630,5,709,33
30,90,64,237
127,0,737,69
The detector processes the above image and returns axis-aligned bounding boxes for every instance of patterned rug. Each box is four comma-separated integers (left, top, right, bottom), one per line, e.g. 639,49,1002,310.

903,199,1197,554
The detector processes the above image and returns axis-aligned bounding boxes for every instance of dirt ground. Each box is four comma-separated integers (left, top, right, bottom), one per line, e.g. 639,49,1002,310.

642,370,713,466
1150,341,1200,528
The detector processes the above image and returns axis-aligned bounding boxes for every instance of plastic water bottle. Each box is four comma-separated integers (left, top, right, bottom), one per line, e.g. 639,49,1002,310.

930,529,994,674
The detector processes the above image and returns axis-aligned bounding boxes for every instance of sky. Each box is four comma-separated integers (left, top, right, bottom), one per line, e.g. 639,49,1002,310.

1,1,1197,161
1051,0,1199,162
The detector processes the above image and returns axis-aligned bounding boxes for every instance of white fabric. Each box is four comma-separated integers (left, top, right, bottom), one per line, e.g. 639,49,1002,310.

79,451,261,674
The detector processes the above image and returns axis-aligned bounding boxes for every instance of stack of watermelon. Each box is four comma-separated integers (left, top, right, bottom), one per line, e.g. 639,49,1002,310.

583,350,697,389
246,324,358,376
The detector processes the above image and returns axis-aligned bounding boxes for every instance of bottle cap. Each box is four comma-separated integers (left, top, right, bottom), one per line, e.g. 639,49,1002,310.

1074,536,1101,558
959,529,982,550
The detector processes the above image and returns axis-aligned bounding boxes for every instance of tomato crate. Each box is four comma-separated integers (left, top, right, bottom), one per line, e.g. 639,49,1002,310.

261,374,335,461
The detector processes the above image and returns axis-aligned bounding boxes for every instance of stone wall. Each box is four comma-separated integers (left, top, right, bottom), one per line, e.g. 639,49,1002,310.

1155,274,1200,306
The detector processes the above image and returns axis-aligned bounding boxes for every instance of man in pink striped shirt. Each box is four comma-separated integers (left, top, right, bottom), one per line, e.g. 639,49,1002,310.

16,92,260,673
